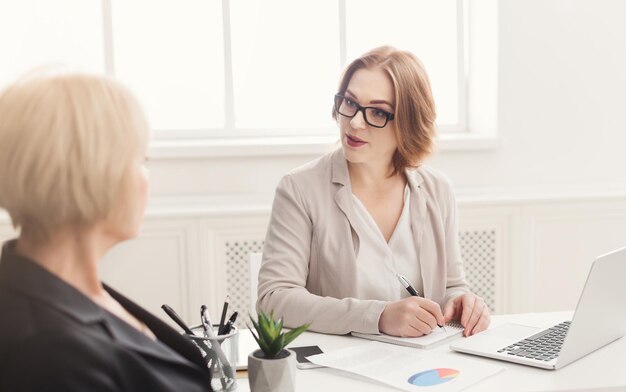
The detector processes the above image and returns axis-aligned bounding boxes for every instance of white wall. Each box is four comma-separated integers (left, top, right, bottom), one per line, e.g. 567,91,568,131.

148,0,626,201
432,0,626,192
3,0,626,325
111,0,626,321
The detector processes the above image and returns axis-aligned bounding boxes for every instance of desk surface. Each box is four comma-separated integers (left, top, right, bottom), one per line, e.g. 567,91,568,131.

236,312,626,392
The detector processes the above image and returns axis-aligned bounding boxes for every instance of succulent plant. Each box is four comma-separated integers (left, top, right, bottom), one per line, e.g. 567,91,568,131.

248,311,309,359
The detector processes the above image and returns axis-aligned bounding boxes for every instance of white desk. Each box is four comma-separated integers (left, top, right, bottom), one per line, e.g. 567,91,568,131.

236,312,626,392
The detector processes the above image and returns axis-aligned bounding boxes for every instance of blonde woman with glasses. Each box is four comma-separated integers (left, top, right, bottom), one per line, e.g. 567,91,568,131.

0,73,211,391
258,46,490,338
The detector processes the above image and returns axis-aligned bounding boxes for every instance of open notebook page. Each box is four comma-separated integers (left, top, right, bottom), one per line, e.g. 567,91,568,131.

351,322,464,349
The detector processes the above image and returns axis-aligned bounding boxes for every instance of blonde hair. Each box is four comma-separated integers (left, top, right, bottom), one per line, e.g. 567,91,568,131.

333,46,437,174
0,72,149,240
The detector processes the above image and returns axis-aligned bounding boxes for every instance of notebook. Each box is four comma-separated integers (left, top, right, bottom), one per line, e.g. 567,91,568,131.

351,322,464,349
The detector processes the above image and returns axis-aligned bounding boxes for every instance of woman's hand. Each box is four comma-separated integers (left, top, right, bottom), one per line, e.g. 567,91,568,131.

378,297,445,337
443,293,491,336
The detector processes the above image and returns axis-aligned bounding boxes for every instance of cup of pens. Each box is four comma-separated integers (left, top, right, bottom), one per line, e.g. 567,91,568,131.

188,324,239,391
161,302,239,391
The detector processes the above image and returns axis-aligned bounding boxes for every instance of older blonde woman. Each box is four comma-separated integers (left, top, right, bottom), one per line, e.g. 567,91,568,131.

258,46,490,338
0,74,210,391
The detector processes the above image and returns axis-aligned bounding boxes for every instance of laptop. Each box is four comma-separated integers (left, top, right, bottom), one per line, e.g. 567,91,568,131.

450,246,626,370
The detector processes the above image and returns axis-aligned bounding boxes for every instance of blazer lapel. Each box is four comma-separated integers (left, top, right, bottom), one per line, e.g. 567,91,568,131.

406,169,432,298
0,241,208,381
104,285,208,372
331,149,364,252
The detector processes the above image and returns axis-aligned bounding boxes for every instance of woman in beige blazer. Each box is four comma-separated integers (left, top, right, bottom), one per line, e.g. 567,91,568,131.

258,46,490,337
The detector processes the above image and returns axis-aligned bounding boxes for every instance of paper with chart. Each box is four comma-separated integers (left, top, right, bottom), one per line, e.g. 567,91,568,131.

307,342,503,392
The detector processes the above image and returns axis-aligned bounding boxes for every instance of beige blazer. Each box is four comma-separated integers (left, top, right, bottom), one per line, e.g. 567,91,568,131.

257,148,469,335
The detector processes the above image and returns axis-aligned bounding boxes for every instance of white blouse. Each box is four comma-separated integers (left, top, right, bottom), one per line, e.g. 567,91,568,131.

352,185,423,301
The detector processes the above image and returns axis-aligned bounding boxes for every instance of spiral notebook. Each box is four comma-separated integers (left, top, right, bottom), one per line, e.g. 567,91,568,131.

351,322,464,349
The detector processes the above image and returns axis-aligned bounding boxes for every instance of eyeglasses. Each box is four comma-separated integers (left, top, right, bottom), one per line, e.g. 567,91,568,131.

334,94,395,128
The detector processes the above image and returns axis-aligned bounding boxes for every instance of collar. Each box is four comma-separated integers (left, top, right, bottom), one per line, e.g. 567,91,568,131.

105,284,206,368
330,147,351,186
405,165,425,192
0,240,205,369
328,149,429,297
0,240,107,326
330,147,425,189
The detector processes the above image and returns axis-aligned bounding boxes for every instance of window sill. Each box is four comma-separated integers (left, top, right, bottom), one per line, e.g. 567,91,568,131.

148,133,500,160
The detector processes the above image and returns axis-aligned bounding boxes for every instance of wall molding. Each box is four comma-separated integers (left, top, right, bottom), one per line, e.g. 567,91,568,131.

194,215,270,318
523,199,626,312
459,205,520,314
147,133,501,160
144,189,626,219
101,218,201,324
2,191,625,320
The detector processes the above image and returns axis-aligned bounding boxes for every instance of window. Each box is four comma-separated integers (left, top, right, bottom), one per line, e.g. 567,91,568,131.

230,1,340,132
345,0,464,131
1,0,492,153
0,0,104,86
111,0,225,132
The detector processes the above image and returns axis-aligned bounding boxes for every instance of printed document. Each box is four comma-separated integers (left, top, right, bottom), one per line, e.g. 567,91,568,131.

307,342,503,391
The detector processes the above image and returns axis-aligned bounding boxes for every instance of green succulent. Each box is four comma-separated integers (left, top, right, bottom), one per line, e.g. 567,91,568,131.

248,311,309,359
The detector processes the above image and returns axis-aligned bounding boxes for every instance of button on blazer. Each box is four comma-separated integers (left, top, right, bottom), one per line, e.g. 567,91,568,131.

257,148,470,335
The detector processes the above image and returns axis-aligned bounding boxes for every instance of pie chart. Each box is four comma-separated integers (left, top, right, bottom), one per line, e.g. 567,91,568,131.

408,368,460,386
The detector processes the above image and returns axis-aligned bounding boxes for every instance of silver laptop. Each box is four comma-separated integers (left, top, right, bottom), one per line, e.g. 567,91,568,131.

450,246,626,370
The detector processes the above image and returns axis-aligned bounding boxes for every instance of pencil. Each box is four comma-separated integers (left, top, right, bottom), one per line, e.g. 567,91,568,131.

218,294,230,335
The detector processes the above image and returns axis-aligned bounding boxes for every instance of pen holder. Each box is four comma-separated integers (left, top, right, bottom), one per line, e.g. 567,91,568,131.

188,325,239,392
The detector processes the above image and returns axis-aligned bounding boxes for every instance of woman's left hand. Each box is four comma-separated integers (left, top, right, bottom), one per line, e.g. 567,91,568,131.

443,293,491,336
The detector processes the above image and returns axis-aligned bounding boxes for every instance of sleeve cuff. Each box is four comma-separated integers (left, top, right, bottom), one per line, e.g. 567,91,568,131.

361,300,387,334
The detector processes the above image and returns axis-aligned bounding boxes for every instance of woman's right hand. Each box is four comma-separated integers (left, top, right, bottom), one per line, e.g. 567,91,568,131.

378,297,445,337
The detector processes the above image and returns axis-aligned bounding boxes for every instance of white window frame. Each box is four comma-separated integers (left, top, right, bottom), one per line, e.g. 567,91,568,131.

100,0,498,159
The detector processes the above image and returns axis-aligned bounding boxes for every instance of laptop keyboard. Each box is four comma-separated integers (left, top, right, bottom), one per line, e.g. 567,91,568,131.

497,321,571,361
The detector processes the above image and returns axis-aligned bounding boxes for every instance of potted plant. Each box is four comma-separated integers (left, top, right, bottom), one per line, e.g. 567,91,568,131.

247,311,309,392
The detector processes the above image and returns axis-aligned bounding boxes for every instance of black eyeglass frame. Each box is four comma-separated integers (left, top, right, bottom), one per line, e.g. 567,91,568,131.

334,94,395,129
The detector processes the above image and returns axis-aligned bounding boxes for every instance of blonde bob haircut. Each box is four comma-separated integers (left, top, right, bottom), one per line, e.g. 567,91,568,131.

0,72,149,240
333,46,437,175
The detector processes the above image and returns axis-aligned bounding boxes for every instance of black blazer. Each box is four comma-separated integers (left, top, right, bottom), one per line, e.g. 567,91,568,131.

0,240,211,392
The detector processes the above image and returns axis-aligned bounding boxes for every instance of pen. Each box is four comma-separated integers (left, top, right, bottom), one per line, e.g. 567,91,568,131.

395,274,446,331
396,274,419,296
200,305,211,337
199,307,235,381
221,311,238,335
161,304,219,366
161,304,195,335
218,295,229,335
